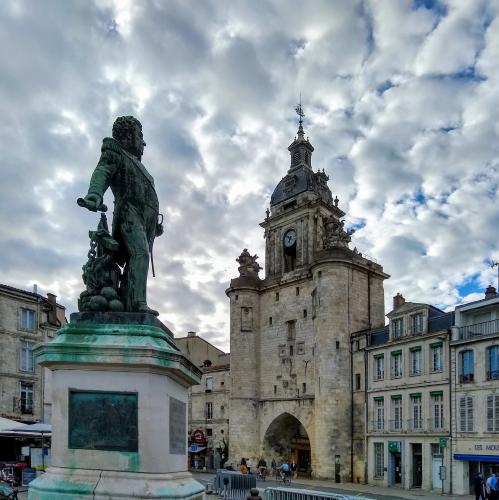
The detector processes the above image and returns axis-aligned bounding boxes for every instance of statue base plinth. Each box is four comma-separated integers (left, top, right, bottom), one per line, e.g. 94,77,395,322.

29,314,204,500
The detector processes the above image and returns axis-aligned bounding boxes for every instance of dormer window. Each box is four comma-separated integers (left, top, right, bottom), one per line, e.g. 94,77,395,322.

392,318,404,339
410,313,424,335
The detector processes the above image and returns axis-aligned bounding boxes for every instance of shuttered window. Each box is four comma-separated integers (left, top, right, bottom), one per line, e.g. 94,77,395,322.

487,394,499,432
459,396,473,432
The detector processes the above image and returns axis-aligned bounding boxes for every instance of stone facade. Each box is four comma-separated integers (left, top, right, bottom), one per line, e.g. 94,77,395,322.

354,295,453,493
450,287,499,495
176,333,230,469
0,284,66,423
226,123,388,480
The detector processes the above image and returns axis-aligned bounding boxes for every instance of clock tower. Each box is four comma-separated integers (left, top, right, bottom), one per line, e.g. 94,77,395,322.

227,108,389,480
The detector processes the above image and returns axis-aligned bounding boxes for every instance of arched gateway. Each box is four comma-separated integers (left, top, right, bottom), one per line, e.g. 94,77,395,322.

263,413,311,475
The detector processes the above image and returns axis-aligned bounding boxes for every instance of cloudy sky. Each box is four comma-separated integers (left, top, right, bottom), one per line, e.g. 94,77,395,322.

1,0,498,350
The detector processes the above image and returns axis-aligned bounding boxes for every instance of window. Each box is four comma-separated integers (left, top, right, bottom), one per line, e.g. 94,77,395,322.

374,443,384,477
303,309,307,318
297,342,305,355
374,399,384,430
20,308,36,331
487,394,499,432
355,373,361,391
392,397,403,430
488,346,499,380
411,395,422,430
296,287,300,296
392,318,403,338
20,341,34,372
336,341,340,349
289,345,294,356
431,343,443,372
287,321,296,341
235,294,239,301
274,385,277,395
205,376,213,392
459,350,474,383
410,348,422,375
275,292,279,302
459,395,473,432
410,313,423,335
432,393,444,430
391,352,402,378
374,355,384,381
205,402,213,420
206,428,213,436
20,382,33,414
269,317,273,326
302,383,306,394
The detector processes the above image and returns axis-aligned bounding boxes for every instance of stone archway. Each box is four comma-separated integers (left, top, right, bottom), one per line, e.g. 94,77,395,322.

263,412,311,476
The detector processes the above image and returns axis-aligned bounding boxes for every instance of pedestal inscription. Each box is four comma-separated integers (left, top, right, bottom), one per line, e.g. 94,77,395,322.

169,397,186,454
68,390,138,451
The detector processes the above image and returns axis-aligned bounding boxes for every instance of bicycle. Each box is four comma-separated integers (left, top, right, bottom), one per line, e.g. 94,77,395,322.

279,471,291,485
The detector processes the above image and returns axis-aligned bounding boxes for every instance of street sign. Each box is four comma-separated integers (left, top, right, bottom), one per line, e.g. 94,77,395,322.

439,437,448,448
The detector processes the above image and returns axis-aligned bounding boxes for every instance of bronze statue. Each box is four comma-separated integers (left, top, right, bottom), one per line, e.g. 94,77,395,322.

78,116,163,315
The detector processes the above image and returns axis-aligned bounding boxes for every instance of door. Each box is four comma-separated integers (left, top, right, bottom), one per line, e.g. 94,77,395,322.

298,449,310,474
412,444,422,487
392,453,402,484
432,454,442,490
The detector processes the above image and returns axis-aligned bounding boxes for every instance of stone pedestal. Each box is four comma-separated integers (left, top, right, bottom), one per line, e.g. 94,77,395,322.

29,313,204,500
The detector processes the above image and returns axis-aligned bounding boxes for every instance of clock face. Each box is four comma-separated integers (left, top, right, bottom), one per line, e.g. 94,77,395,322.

284,229,297,248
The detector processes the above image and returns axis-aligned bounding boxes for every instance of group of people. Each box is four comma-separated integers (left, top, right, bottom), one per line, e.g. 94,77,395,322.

474,471,499,500
238,457,298,480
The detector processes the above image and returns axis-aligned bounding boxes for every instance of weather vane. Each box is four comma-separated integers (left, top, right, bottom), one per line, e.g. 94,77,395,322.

295,94,305,128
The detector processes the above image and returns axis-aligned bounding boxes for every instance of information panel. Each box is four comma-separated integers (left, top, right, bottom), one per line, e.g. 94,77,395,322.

169,397,186,454
68,390,138,452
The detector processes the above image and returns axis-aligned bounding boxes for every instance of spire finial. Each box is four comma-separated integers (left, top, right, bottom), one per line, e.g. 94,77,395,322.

295,94,305,136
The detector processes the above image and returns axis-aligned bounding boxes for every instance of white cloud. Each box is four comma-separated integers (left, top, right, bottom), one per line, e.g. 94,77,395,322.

1,0,498,351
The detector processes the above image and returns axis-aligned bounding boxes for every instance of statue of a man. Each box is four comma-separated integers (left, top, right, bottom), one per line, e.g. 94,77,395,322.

79,116,163,315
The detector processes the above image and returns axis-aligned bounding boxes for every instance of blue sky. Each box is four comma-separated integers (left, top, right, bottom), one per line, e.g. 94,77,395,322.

0,0,498,350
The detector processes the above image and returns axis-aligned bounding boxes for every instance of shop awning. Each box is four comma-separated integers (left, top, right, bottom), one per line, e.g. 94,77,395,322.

188,445,206,453
454,454,499,462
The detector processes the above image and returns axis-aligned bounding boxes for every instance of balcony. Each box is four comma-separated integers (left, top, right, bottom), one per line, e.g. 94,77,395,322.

407,419,424,432
459,373,474,384
459,319,499,340
427,418,445,432
487,370,499,381
371,420,385,433
388,419,404,432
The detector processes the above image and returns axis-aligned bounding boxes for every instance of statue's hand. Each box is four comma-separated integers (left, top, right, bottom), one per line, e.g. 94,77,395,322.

77,194,103,212
155,223,164,237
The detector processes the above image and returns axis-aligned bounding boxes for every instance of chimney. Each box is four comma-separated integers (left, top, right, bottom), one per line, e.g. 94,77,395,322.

485,285,497,300
187,331,196,337
393,293,405,310
47,293,58,325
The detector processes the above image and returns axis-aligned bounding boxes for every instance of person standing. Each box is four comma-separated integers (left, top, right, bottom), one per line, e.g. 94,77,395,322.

474,472,485,500
290,461,298,479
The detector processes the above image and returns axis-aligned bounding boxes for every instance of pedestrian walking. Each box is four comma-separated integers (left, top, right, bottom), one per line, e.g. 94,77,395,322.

290,461,298,479
486,472,498,500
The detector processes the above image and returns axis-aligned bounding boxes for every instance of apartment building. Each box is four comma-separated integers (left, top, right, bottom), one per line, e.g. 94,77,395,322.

0,284,66,423
364,294,453,492
450,285,499,495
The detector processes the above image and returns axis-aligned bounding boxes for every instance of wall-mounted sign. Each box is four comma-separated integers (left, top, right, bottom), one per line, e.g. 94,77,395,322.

192,429,206,443
388,441,401,453
439,437,448,449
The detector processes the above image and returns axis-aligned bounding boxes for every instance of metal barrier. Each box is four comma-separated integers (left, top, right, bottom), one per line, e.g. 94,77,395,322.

263,486,375,500
215,469,257,499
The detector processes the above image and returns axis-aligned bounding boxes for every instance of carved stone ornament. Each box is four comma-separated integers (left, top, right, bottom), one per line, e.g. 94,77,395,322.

323,216,354,249
236,248,262,278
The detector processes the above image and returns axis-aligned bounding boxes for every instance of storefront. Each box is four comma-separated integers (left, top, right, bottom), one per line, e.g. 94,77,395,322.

453,440,499,494
188,429,207,470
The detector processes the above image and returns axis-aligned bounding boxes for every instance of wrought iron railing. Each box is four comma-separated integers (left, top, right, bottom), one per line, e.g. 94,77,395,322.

388,419,403,432
459,373,474,383
487,369,499,381
371,420,385,432
407,419,423,432
427,418,445,431
459,319,499,340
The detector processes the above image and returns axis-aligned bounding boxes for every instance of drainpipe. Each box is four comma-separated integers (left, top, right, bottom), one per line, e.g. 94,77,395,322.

350,337,354,481
448,329,453,494
365,268,372,484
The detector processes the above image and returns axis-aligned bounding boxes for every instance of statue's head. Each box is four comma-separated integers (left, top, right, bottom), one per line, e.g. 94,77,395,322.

112,116,146,160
